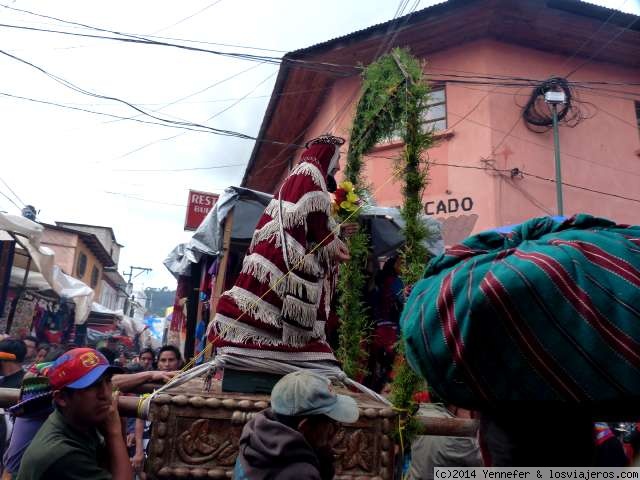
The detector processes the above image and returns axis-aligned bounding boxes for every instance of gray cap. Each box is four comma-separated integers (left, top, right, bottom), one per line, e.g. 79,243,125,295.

271,371,359,424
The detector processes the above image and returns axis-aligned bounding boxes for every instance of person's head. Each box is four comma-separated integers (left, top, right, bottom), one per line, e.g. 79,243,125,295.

302,135,345,192
157,345,181,371
34,344,50,364
0,338,27,374
23,336,39,362
382,255,402,278
270,371,359,450
97,347,117,366
139,348,155,371
47,348,122,428
117,351,127,365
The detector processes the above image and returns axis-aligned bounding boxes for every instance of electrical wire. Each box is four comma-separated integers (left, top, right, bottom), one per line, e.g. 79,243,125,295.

0,188,22,211
112,163,245,173
0,176,25,207
557,0,629,75
0,22,357,76
367,154,640,204
103,61,267,125
151,0,224,34
0,52,293,146
0,2,286,53
106,70,276,162
103,191,188,207
566,12,640,78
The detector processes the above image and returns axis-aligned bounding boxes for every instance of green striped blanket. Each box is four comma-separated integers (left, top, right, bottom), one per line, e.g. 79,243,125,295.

402,214,640,407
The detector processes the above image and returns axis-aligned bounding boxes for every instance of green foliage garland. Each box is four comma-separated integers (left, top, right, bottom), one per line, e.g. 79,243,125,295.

337,48,434,409
337,49,414,378
390,55,433,439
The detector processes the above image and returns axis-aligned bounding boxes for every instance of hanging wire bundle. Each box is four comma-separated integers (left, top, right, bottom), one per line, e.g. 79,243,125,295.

522,76,597,133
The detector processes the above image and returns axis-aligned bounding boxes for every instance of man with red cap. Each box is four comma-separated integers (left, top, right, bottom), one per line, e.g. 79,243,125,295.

207,135,349,370
16,348,133,480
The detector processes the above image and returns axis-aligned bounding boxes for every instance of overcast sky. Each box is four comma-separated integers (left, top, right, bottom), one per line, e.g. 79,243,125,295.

0,0,637,291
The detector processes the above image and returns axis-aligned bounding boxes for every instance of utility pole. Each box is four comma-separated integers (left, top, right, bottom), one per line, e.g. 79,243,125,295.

124,266,152,284
545,90,566,216
123,266,152,318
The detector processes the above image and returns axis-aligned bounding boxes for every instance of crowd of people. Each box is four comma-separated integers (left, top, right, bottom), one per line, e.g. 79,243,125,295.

0,335,183,480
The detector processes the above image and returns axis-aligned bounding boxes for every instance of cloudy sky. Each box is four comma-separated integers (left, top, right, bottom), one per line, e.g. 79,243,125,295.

0,0,637,290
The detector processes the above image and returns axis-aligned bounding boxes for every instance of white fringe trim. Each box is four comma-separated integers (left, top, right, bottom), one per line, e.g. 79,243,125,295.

286,272,321,304
291,162,327,191
282,320,327,347
225,286,282,328
281,295,318,328
241,254,287,298
214,314,283,347
241,253,321,303
317,236,345,265
264,191,331,229
287,238,324,277
250,221,324,277
249,220,280,250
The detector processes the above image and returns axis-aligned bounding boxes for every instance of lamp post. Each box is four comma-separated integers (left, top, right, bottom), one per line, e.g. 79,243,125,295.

544,90,566,216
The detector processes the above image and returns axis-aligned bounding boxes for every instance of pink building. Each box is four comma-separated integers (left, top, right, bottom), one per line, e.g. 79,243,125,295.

242,0,640,244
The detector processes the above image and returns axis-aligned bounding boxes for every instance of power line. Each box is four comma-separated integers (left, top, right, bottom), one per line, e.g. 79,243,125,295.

0,2,287,53
558,0,628,75
103,61,267,125
113,163,245,173
106,70,276,162
151,0,224,34
0,22,356,75
368,154,640,204
103,191,188,207
0,188,22,211
0,52,291,145
0,91,217,134
566,12,640,78
0,176,25,207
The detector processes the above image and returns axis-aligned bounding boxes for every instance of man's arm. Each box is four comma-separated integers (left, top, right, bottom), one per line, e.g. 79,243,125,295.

102,393,133,480
112,370,175,392
131,418,145,473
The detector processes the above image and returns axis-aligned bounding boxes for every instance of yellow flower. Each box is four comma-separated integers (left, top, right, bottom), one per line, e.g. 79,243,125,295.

341,201,358,212
346,192,359,203
339,181,354,192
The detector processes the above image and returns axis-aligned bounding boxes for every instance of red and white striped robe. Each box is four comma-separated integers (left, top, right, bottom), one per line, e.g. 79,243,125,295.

207,143,345,363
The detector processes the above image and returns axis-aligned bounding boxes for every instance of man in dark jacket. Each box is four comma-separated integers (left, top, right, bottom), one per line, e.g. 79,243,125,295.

234,371,359,480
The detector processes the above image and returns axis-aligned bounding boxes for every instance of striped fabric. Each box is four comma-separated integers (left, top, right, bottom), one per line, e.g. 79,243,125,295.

402,214,640,407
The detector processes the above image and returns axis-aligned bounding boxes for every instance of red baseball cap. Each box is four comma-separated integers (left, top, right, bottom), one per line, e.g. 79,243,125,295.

47,348,122,390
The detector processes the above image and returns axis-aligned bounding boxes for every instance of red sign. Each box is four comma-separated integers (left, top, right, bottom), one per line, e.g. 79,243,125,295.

184,190,219,231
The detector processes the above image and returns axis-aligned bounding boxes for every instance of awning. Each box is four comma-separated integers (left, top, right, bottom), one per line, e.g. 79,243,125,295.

0,213,94,324
164,186,272,277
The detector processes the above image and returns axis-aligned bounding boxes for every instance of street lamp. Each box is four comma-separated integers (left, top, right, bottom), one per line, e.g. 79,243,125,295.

544,90,566,216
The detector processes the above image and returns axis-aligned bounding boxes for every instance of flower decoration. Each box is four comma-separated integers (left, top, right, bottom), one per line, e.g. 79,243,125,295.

332,181,360,219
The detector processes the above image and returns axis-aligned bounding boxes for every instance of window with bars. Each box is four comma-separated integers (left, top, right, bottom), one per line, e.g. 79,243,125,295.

91,266,100,288
380,86,447,144
423,86,447,132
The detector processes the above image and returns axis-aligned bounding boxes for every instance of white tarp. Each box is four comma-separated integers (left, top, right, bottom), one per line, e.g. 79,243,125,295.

0,213,94,324
164,186,272,277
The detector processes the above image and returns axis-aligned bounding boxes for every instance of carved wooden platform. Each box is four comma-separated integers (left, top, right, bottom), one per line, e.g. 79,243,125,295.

146,377,398,479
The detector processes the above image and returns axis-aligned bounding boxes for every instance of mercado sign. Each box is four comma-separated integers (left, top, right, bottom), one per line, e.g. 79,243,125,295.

184,190,219,231
425,197,474,216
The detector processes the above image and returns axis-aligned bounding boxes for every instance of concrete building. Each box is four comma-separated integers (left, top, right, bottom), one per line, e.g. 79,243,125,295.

242,0,640,244
40,223,128,309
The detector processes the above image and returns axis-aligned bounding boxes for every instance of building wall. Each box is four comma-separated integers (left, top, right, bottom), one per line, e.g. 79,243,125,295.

40,229,78,275
292,39,640,243
73,241,103,297
99,280,119,311
57,224,121,266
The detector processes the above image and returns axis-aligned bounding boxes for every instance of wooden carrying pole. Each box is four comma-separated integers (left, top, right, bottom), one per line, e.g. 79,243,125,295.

0,386,479,434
